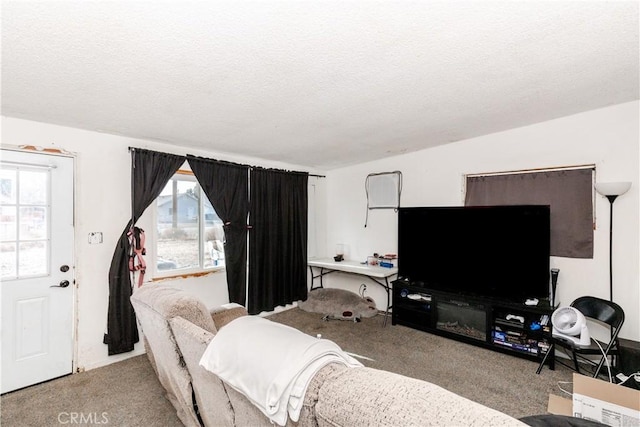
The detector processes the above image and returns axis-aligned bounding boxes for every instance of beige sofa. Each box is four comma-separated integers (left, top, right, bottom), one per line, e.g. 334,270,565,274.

131,284,527,427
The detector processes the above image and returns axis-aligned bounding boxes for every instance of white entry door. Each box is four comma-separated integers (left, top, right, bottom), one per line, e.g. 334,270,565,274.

1,149,75,393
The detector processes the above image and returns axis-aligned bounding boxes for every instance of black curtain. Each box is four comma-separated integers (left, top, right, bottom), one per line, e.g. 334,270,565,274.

187,155,250,305
104,149,185,355
248,168,308,314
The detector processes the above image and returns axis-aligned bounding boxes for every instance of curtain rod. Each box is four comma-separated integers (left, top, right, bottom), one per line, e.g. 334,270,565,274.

467,163,595,178
128,146,325,178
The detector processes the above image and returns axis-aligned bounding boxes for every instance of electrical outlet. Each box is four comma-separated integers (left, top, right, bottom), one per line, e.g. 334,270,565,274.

359,283,368,298
88,232,103,244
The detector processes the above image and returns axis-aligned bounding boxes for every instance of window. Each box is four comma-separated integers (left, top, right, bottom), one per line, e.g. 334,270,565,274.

155,171,225,274
1,166,50,279
465,166,594,258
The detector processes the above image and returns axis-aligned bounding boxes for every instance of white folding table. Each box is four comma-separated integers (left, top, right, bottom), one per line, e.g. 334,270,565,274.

307,258,398,326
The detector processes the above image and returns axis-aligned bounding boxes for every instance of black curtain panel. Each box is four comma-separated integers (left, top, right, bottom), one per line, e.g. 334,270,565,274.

248,168,308,314
465,168,594,258
104,149,185,355
187,155,250,305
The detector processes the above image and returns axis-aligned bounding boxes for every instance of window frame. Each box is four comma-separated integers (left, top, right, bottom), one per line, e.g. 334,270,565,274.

0,165,52,280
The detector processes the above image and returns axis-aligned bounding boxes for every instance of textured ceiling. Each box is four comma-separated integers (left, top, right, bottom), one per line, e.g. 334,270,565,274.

2,1,638,170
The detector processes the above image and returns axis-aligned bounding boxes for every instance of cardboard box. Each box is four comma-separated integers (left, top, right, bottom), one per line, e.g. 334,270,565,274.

547,393,572,416
548,373,640,426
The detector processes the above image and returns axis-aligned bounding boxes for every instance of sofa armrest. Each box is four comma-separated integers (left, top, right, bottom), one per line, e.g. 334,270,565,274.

315,367,527,427
169,316,235,427
210,306,248,330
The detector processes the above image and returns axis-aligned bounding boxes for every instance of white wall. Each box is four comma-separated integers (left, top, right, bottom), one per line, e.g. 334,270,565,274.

319,101,639,341
1,117,314,371
2,100,638,373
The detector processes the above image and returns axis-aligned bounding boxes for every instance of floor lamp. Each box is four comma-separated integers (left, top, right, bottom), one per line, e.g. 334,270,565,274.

594,181,631,302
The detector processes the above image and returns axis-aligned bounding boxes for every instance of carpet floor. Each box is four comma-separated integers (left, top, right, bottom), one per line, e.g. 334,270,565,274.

268,308,575,419
1,308,574,426
1,354,181,427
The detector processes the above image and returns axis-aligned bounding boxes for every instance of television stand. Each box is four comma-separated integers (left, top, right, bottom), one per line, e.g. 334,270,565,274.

391,280,555,368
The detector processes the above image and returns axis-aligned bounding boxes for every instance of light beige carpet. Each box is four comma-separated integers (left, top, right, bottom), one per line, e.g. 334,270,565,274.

267,307,575,419
1,354,181,427
1,307,574,426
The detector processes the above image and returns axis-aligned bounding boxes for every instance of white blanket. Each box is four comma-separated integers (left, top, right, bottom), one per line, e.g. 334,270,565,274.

199,315,362,426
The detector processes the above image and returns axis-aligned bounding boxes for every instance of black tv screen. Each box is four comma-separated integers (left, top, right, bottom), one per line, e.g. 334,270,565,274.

397,205,550,302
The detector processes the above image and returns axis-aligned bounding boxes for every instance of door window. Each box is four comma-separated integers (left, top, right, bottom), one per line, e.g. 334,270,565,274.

1,166,50,279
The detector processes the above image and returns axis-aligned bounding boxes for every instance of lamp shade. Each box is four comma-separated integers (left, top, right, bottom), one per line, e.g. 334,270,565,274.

595,182,631,197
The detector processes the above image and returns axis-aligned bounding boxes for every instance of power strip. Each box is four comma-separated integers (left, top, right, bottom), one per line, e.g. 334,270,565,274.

616,373,629,382
616,372,640,384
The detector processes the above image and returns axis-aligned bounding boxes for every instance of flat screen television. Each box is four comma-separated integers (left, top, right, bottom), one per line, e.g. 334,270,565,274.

397,205,550,302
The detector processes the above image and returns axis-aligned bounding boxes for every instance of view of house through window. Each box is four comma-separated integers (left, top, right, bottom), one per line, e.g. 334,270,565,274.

156,173,225,273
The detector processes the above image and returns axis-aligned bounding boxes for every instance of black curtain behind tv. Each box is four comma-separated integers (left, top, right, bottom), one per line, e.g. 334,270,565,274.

248,168,308,314
105,148,185,355
187,155,250,305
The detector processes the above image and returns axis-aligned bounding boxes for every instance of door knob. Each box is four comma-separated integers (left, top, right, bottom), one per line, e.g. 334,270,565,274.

51,280,70,288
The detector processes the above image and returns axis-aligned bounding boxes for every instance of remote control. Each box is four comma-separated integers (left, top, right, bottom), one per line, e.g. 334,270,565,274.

506,314,525,323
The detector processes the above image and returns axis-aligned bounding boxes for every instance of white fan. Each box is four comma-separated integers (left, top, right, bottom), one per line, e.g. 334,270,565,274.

551,306,591,348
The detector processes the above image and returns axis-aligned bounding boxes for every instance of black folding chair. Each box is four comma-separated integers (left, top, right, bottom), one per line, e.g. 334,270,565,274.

537,296,625,379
